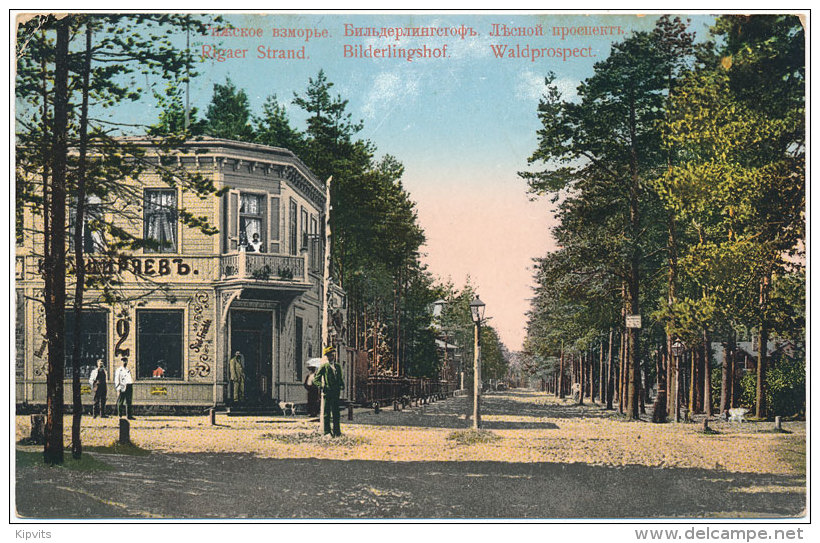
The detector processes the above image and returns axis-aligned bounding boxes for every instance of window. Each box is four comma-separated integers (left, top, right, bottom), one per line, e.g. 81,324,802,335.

137,310,183,379
64,310,108,380
144,189,177,253
239,193,265,252
289,199,298,256
69,196,105,253
309,215,320,272
300,207,308,250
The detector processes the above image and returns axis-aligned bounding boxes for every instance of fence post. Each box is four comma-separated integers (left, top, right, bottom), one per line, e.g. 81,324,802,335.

30,414,45,444
119,419,131,445
348,404,354,420
209,408,216,425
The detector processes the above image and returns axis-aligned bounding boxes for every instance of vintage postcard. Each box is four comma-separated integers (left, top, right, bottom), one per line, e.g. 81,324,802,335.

11,9,807,531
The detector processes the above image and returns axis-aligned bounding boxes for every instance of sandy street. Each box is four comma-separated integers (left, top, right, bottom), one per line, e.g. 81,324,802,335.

14,390,805,519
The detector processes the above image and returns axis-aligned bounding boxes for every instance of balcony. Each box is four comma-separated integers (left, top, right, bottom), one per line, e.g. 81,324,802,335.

219,252,307,284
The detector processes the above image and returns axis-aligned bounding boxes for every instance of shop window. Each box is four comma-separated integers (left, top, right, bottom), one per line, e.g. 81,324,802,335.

137,310,183,379
64,310,108,380
144,189,177,253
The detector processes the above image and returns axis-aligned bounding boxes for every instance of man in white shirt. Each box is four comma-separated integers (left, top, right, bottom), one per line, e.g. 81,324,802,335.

114,359,135,420
88,359,108,418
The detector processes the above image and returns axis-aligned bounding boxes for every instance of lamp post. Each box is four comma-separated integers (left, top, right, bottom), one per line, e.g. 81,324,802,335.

671,339,685,423
469,296,486,430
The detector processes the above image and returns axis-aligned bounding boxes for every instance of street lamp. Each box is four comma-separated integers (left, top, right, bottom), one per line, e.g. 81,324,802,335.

469,296,485,429
670,339,685,423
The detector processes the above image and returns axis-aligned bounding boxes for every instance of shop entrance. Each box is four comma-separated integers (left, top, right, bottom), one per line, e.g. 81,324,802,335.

229,309,273,404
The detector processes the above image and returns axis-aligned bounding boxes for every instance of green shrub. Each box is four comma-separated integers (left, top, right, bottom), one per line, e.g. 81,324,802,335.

739,355,805,417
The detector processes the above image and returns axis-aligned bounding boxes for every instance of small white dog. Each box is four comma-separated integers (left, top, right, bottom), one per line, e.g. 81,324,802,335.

279,401,296,416
727,407,749,422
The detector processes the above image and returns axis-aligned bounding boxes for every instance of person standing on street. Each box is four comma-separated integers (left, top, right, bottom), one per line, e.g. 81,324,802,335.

114,359,135,419
88,359,108,418
313,346,343,437
303,363,320,418
229,350,245,403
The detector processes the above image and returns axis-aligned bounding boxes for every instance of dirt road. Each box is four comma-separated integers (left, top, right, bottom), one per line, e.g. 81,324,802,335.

14,390,805,519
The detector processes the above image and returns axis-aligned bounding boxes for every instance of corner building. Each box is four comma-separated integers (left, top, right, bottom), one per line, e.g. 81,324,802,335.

15,138,341,412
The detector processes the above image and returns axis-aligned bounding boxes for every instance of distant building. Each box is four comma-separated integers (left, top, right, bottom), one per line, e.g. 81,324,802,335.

15,137,350,412
711,340,798,372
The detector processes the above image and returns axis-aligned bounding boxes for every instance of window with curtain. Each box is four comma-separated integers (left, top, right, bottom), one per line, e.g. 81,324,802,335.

239,193,265,251
144,189,177,253
69,196,105,254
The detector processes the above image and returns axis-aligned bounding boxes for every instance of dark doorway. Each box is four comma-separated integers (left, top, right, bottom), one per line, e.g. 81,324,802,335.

230,310,273,404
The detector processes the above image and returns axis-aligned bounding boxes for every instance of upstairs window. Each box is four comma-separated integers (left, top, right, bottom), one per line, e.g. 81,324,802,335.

144,189,177,253
69,196,105,254
289,199,298,256
239,193,265,252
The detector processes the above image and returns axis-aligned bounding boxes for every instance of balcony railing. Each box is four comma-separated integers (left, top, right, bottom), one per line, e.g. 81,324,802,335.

219,252,306,282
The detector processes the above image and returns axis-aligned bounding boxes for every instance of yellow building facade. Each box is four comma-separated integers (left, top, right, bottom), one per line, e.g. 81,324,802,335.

16,138,334,412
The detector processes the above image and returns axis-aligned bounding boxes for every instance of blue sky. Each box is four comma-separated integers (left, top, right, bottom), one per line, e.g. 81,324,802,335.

104,12,717,350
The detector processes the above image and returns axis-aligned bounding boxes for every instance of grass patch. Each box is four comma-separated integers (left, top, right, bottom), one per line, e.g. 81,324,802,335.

446,429,500,445
85,441,152,456
776,436,806,476
260,431,369,447
16,449,114,471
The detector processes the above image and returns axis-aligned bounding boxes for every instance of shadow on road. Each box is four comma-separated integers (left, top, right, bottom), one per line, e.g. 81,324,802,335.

15,451,805,519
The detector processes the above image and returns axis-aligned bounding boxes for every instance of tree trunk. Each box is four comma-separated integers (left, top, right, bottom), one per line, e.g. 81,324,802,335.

720,338,731,417
606,329,614,410
70,20,93,461
688,349,696,415
625,93,642,421
578,351,585,405
703,329,712,418
44,18,70,465
728,330,737,409
618,326,626,414
558,340,565,398
652,342,668,422
588,348,595,402
598,341,604,405
756,270,771,419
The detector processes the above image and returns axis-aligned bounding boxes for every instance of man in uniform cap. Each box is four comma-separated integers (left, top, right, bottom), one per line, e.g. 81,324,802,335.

229,351,245,403
313,346,344,437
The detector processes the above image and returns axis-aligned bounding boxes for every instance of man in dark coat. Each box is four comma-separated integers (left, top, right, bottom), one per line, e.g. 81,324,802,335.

313,346,344,437
88,359,108,418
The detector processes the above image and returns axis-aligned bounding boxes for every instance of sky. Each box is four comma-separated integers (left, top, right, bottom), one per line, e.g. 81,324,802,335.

101,12,717,350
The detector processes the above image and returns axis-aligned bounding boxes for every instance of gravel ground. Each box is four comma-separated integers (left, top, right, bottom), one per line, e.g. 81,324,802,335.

15,390,805,475
14,390,806,519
